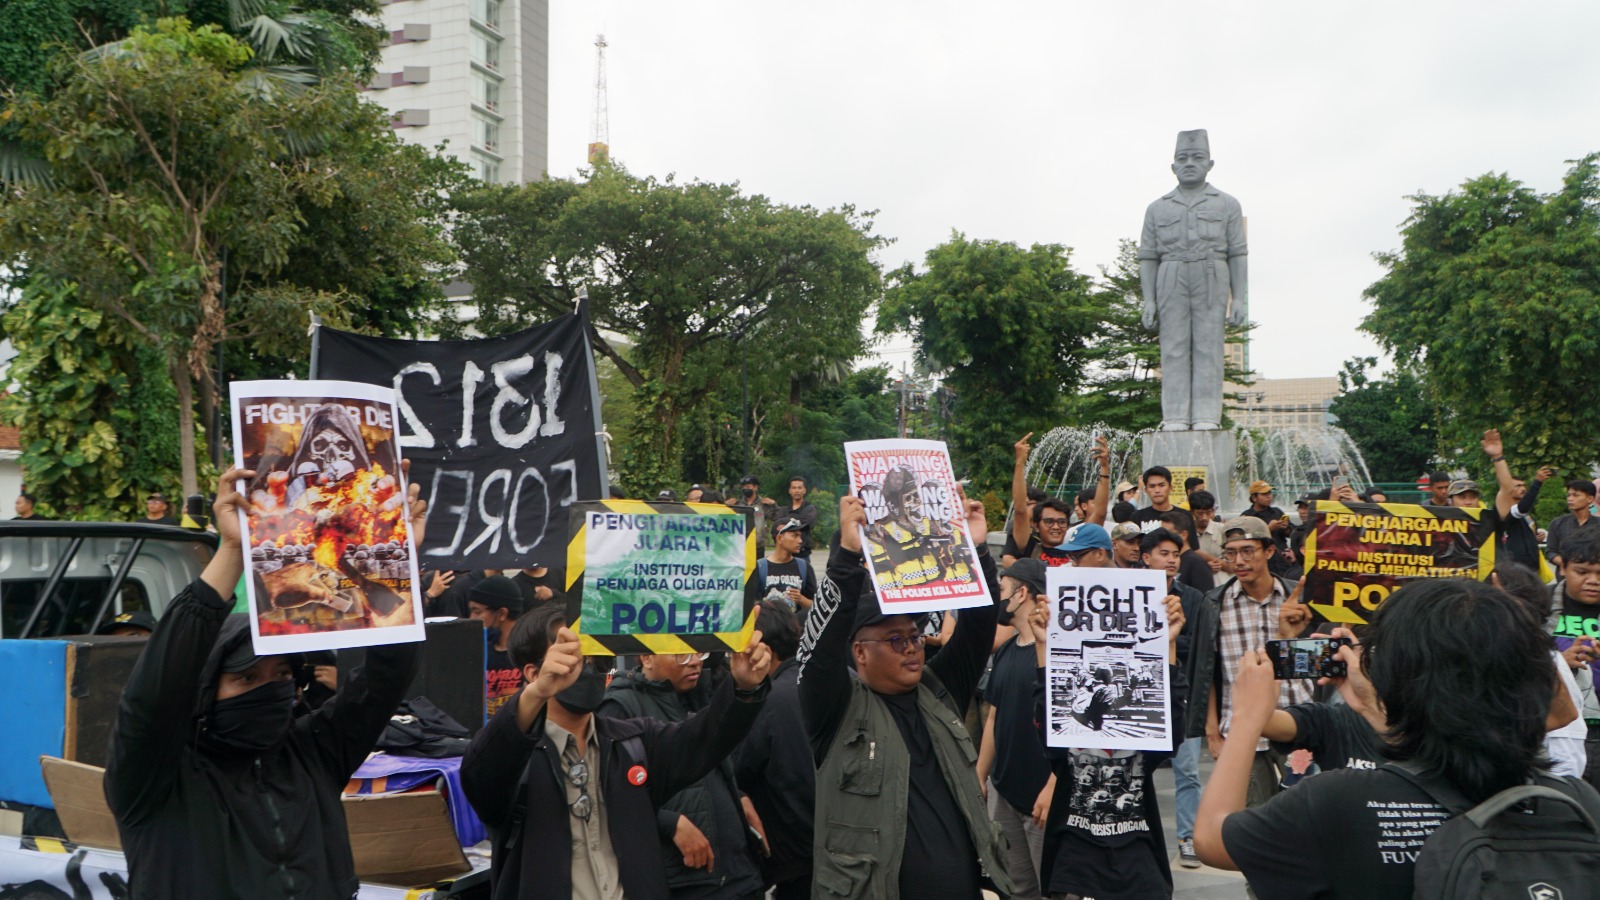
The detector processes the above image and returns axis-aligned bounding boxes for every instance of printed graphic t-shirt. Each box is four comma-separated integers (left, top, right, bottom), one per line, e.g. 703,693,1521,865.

1552,592,1600,697
1222,767,1446,900
1042,748,1173,898
484,639,523,721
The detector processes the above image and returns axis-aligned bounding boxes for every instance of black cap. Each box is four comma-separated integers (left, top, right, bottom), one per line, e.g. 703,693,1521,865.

739,475,760,486
852,588,929,636
657,489,679,502
95,610,157,635
468,574,524,616
1000,557,1047,596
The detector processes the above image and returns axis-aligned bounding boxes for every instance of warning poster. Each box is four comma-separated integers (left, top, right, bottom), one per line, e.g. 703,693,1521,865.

1302,501,1496,625
845,439,991,615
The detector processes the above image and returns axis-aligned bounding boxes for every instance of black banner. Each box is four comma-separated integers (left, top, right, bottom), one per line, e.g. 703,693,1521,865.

313,310,606,569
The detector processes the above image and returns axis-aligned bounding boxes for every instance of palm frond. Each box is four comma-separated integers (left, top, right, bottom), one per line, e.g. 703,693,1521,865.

234,65,317,100
0,138,53,188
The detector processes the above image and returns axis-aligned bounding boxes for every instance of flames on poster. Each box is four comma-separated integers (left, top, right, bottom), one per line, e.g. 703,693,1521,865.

237,395,415,635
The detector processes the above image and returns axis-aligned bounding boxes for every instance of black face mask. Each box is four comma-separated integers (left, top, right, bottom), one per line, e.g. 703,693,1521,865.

997,605,1016,627
555,667,608,715
205,679,296,754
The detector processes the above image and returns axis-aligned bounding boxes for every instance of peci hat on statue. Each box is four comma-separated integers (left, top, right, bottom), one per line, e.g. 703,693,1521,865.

1175,129,1209,154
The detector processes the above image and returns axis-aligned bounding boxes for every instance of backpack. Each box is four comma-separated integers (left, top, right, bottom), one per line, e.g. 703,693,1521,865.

1384,761,1600,899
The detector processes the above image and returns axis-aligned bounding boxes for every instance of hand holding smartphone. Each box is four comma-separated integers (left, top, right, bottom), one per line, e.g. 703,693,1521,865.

1265,637,1350,679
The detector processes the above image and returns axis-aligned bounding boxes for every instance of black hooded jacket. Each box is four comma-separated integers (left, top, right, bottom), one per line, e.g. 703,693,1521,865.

104,579,419,899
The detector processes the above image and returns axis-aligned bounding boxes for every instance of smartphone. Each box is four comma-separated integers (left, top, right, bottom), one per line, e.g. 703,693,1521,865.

1265,638,1350,680
1332,475,1349,492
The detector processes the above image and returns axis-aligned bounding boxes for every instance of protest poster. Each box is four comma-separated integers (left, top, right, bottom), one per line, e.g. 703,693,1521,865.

844,439,991,615
1044,565,1171,752
1301,501,1496,625
312,308,606,570
230,380,425,654
564,499,758,655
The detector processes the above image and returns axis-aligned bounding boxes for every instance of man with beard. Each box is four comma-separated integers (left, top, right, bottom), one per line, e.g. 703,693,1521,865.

104,467,427,899
463,606,773,900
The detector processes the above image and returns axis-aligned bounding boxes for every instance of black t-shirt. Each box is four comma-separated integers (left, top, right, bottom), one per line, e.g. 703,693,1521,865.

1003,532,1039,561
987,638,1051,813
510,570,564,611
1043,748,1172,899
1176,550,1214,593
484,640,523,721
757,556,816,601
1036,544,1073,568
1238,506,1289,548
1222,767,1448,900
1269,701,1385,771
143,515,180,526
1130,506,1171,530
882,691,981,900
1553,588,1600,642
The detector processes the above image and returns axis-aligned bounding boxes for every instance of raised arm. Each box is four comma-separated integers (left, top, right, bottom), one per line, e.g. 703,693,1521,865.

1482,429,1516,519
1010,433,1035,551
799,496,869,762
1086,434,1111,526
106,470,251,825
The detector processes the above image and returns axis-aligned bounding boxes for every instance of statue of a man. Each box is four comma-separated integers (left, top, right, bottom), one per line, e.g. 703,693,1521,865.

1138,129,1247,431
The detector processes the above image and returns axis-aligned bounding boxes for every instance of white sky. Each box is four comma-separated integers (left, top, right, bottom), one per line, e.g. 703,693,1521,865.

544,0,1600,380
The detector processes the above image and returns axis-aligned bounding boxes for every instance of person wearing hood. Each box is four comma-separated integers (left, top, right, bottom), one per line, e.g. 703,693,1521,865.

597,644,767,899
104,467,428,899
461,605,774,900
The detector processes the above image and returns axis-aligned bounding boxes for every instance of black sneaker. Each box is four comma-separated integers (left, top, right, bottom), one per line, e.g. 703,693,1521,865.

1178,838,1201,869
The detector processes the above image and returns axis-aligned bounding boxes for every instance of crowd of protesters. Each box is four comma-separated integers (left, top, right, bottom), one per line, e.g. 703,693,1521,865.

88,420,1600,900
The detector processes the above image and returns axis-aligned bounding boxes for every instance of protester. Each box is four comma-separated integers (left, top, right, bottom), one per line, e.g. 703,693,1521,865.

658,489,680,503
1028,578,1188,899
776,475,819,555
1002,486,1049,565
463,606,773,900
1188,490,1225,573
512,564,565,611
685,484,706,503
733,601,813,900
94,609,157,637
422,567,483,619
1158,508,1214,593
975,558,1054,900
104,467,426,898
142,491,179,525
13,492,46,520
1111,481,1139,525
1131,465,1176,530
1060,522,1114,568
1551,528,1600,789
1110,521,1145,568
1480,429,1552,571
758,519,817,612
801,494,1011,899
1195,579,1599,898
1546,478,1600,568
1010,433,1108,565
1433,471,1459,505
1183,516,1311,809
599,648,767,900
1184,476,1205,503
1489,563,1587,778
736,475,778,555
1016,498,1075,568
468,574,528,719
1236,482,1293,576
1142,527,1208,869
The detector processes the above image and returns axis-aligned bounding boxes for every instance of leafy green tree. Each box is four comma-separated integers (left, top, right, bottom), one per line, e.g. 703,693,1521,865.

0,19,457,499
1363,154,1600,476
878,233,1100,496
452,165,885,496
1327,357,1436,484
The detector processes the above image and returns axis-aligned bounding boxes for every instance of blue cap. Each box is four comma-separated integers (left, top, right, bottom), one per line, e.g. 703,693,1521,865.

1058,523,1112,553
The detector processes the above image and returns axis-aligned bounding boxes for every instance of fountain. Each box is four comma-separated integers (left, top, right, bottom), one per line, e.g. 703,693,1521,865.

1026,424,1373,516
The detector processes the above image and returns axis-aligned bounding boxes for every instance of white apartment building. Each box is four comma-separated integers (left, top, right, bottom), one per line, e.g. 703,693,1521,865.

366,0,549,183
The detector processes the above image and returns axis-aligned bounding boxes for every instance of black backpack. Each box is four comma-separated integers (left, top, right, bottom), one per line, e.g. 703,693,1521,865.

1384,761,1600,899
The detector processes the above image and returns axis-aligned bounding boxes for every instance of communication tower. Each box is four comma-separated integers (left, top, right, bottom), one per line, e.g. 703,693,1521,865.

588,34,610,166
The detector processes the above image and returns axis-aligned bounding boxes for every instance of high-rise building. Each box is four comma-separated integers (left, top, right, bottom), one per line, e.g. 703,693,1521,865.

365,0,549,183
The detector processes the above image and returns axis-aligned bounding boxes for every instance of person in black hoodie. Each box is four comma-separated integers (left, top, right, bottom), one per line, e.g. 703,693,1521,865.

599,647,767,899
104,467,427,899
732,600,813,899
462,605,773,900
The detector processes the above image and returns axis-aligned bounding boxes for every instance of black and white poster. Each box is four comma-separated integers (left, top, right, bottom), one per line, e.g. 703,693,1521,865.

1045,566,1171,751
313,310,606,570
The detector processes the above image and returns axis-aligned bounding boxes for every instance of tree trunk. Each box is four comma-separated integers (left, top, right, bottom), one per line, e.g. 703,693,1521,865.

172,358,199,497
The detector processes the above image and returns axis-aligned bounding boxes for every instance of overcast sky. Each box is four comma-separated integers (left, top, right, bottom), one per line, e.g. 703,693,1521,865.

543,1,1600,381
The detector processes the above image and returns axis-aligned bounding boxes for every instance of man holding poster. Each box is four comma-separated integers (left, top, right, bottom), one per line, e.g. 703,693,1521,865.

801,495,1011,900
846,439,992,615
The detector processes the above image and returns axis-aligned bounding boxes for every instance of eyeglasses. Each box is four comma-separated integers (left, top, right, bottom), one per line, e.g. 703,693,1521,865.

857,633,926,654
1039,517,1070,527
672,652,710,665
1222,546,1263,561
564,759,593,820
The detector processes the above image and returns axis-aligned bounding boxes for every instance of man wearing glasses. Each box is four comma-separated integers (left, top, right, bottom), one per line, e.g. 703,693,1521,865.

462,605,774,900
599,648,768,900
801,495,1013,900
1180,517,1311,811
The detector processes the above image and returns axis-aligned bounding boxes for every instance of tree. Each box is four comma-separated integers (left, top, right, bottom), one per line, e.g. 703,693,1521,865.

878,233,1100,496
1327,357,1436,484
0,19,458,501
1362,155,1600,476
451,165,885,496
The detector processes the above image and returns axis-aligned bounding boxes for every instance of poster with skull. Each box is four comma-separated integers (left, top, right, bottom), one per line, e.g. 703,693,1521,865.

230,380,425,654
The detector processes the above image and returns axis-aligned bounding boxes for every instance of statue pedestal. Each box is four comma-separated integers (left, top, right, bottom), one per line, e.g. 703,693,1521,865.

1142,430,1237,513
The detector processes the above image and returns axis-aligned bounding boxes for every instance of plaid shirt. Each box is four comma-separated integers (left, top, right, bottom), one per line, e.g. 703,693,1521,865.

1217,577,1313,750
